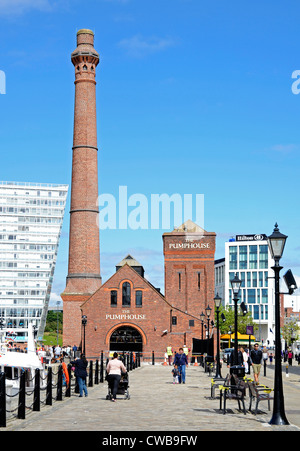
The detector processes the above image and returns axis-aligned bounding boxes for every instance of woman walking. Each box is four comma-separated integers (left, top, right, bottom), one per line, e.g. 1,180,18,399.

73,354,88,397
106,352,127,402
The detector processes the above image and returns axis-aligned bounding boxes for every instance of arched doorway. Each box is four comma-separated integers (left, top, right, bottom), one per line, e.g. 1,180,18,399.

109,326,143,352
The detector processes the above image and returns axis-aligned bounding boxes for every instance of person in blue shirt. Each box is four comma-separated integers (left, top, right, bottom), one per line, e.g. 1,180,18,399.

173,348,188,384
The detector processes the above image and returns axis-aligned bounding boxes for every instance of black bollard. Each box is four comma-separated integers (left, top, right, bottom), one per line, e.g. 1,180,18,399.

95,360,99,385
100,352,104,383
56,365,63,401
152,351,155,365
0,373,6,428
65,364,72,397
33,368,40,411
89,361,93,387
46,367,53,405
18,370,26,420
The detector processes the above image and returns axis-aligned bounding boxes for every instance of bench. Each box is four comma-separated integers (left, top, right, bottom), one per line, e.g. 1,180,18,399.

211,377,227,399
219,374,247,415
248,381,274,415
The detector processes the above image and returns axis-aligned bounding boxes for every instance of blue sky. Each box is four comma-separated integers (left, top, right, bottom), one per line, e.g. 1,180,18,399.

0,0,300,301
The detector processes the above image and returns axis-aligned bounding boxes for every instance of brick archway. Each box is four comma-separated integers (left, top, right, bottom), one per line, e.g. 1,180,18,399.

106,323,147,352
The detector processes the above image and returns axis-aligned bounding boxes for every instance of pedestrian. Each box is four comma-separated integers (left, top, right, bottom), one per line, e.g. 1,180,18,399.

72,354,88,397
166,345,173,365
106,352,127,402
250,343,263,385
172,365,180,384
72,344,78,359
288,349,293,366
54,344,62,360
240,346,248,373
227,346,244,367
269,353,273,365
262,346,269,363
173,348,188,384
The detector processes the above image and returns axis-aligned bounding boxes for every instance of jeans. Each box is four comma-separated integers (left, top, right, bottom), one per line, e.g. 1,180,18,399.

77,376,88,397
178,365,186,383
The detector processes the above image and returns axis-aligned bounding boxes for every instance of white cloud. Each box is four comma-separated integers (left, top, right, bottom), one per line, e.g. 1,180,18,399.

49,291,62,307
118,34,175,58
0,0,52,16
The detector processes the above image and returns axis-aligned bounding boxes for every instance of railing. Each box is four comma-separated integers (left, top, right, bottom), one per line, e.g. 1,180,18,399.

0,351,141,428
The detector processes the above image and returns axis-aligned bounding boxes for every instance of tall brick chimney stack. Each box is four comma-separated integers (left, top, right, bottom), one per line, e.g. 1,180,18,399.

62,30,101,346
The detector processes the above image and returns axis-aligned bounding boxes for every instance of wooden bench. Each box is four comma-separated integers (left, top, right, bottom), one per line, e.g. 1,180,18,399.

248,381,274,415
210,376,227,399
219,374,247,415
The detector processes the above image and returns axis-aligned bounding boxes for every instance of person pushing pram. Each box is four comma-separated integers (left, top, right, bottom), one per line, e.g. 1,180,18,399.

106,352,127,402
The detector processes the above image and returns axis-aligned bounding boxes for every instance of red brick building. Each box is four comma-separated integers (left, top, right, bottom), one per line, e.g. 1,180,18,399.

62,30,216,359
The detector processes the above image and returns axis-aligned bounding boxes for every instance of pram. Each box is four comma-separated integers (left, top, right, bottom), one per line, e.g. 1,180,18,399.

106,372,130,400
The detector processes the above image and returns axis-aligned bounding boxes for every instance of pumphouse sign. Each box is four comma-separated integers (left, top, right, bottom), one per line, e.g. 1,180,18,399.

106,312,146,320
169,242,210,249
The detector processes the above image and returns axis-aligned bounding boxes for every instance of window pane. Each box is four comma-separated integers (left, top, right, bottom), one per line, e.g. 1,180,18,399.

110,290,117,307
239,246,248,269
259,245,268,269
247,289,256,304
229,246,237,270
249,245,257,269
122,282,131,306
135,290,142,307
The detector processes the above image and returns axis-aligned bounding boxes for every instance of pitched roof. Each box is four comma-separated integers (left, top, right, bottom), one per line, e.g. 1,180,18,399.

116,254,143,268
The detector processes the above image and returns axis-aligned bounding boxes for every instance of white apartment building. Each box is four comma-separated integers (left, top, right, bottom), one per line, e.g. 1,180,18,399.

214,258,225,306
224,234,275,346
0,182,68,343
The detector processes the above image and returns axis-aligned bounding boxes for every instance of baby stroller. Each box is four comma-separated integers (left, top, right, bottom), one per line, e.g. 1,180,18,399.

106,372,130,400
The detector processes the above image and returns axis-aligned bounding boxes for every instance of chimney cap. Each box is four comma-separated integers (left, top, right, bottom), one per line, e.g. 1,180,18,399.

77,29,94,36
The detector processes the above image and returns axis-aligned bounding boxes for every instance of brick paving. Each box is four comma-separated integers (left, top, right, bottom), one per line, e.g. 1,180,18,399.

4,364,300,432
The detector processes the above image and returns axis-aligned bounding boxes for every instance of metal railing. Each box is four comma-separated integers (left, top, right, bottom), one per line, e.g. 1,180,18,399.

0,351,141,428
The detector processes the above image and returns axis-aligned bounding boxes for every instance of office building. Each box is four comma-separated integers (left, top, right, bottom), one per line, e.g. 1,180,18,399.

224,234,275,345
0,181,68,343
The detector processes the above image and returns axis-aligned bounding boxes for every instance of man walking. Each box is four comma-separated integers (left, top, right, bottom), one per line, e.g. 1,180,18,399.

250,343,263,385
174,348,188,384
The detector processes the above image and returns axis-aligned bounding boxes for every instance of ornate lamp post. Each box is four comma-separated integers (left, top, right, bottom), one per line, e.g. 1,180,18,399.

230,273,242,366
214,293,222,378
200,312,205,340
267,223,289,426
82,315,87,356
205,304,212,356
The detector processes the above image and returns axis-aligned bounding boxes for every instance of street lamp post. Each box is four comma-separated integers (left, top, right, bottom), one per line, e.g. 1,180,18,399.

214,293,222,378
267,223,289,426
205,304,212,356
230,273,242,366
82,315,87,356
200,312,205,340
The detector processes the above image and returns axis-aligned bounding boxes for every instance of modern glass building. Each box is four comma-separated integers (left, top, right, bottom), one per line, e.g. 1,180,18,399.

224,234,275,345
0,182,68,343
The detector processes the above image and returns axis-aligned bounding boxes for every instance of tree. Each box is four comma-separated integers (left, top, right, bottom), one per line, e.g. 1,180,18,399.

216,304,258,336
282,319,300,347
44,310,63,334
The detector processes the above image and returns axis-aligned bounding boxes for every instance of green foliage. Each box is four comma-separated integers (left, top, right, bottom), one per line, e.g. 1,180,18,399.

282,319,300,346
44,310,63,334
43,310,63,346
216,304,258,335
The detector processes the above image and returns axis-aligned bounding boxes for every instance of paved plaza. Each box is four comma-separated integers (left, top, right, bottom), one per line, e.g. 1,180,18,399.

4,363,300,432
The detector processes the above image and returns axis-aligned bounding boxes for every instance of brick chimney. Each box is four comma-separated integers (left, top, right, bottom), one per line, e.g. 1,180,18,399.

62,30,102,346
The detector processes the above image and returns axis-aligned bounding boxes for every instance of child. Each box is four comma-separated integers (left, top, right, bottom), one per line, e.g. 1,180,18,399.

172,365,180,384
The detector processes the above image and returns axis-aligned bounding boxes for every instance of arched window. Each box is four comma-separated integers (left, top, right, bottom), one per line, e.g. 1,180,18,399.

122,282,131,306
110,290,117,307
135,290,142,307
